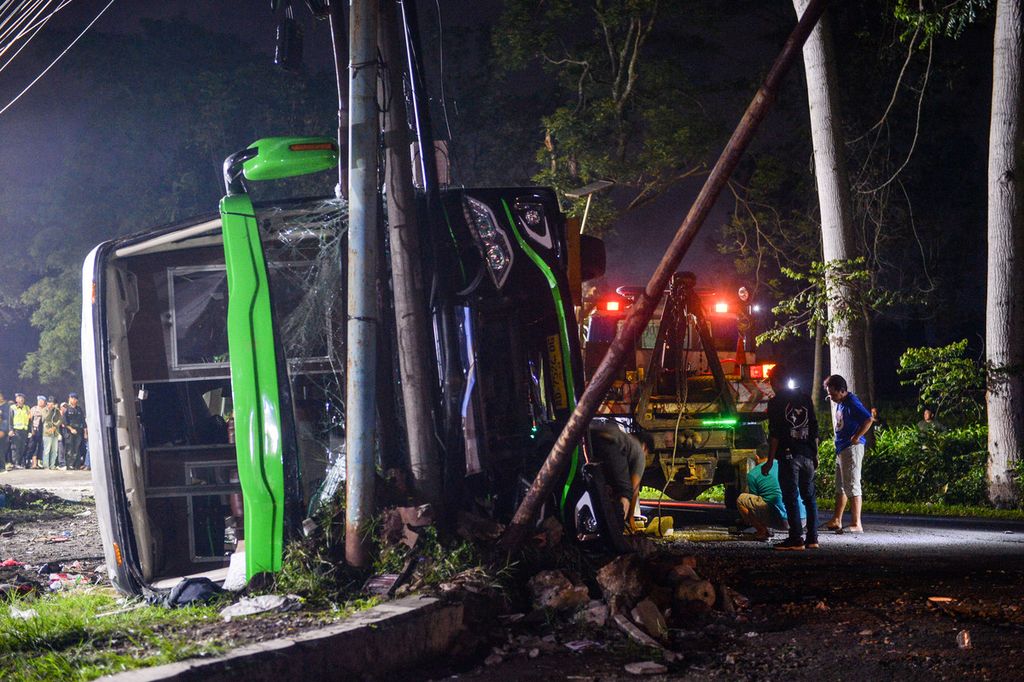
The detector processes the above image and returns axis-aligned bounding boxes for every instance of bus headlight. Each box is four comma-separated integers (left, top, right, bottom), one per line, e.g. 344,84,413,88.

463,196,513,289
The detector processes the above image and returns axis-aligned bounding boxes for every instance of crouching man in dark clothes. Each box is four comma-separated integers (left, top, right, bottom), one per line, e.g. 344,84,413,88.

764,365,819,551
589,421,653,530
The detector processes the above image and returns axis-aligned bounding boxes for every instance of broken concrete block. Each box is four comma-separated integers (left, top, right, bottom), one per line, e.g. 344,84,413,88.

624,661,668,675
630,598,668,640
596,555,647,602
528,570,590,611
613,612,664,650
573,599,609,628
674,578,716,608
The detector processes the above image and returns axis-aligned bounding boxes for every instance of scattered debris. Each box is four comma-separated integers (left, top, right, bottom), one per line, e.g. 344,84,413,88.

536,517,564,547
564,639,602,652
8,605,36,619
0,559,24,567
624,661,668,675
573,599,609,628
630,599,668,641
613,612,664,650
484,653,503,666
363,574,400,596
47,573,95,591
220,594,302,621
596,555,648,602
957,629,972,649
528,570,590,611
674,578,716,608
149,577,225,608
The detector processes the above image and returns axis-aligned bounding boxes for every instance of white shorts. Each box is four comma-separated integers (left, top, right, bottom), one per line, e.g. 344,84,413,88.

836,443,864,498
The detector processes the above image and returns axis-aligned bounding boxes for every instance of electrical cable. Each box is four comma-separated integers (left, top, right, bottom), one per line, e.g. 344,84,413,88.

0,0,115,117
0,0,76,83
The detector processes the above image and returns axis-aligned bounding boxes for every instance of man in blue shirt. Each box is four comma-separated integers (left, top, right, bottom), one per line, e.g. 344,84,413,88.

822,374,873,533
738,450,805,541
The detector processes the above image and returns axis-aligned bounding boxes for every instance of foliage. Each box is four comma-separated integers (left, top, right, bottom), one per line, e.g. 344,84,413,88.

897,340,985,421
695,483,725,503
18,271,81,386
494,0,711,235
0,591,225,680
757,258,903,343
817,496,1024,521
817,424,993,507
0,18,337,387
718,156,820,301
894,0,993,42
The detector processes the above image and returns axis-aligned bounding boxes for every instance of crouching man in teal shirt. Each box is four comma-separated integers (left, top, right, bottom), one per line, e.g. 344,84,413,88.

737,449,805,541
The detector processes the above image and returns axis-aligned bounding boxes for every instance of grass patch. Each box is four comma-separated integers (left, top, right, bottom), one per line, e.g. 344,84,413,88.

695,484,726,503
0,590,225,681
817,497,1024,521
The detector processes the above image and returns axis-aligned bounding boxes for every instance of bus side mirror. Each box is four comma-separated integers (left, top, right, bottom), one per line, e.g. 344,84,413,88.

580,235,606,281
224,137,339,195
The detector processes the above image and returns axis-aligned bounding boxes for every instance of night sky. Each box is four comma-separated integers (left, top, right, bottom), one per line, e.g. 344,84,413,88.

0,1,996,399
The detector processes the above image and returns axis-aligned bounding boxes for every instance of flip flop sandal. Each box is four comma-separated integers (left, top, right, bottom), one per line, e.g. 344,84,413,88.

819,522,842,532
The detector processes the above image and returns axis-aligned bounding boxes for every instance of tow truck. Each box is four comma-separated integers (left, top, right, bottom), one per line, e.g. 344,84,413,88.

584,272,775,507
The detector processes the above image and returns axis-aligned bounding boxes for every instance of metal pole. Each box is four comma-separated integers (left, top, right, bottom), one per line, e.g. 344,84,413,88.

502,0,830,547
379,0,442,508
345,0,380,567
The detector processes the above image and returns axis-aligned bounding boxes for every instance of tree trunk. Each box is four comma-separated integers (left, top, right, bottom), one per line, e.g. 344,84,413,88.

863,308,875,407
986,0,1024,507
812,321,825,410
793,0,868,397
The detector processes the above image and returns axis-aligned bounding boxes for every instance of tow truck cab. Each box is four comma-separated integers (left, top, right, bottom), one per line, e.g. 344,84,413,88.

584,273,774,504
83,137,609,595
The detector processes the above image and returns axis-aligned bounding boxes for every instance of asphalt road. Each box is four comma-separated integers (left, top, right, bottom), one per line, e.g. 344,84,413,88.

1,467,93,501
641,498,1024,531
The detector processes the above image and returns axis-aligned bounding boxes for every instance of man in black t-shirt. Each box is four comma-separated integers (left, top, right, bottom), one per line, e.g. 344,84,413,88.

589,422,652,529
763,365,820,551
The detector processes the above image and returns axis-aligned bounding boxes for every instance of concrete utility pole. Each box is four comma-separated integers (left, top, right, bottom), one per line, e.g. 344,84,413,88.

503,0,831,547
345,0,380,567
379,0,442,509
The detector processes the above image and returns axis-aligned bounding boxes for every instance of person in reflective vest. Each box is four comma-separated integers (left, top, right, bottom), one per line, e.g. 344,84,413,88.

9,393,31,468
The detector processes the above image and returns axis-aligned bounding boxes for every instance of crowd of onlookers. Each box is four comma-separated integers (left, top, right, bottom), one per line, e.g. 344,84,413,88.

0,391,88,472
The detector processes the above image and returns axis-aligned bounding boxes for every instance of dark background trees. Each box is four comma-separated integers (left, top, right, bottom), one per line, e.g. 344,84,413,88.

0,1,1006,421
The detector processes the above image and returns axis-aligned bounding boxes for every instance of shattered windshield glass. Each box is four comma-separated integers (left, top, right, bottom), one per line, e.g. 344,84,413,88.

257,198,348,517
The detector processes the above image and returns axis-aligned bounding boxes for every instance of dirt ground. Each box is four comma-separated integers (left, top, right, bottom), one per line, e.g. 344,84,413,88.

0,484,105,593
3,483,1024,681
418,531,1024,681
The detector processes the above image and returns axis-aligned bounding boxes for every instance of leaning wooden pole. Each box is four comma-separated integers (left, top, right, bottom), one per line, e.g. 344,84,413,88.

502,0,830,547
379,1,442,509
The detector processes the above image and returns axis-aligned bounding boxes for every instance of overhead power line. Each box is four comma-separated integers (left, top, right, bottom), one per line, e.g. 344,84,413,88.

0,0,115,117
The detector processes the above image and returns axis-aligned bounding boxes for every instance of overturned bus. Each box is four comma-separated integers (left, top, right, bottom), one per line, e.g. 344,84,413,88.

82,137,616,595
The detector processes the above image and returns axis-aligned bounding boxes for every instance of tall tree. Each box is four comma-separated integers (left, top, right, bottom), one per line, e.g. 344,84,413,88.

985,0,1023,506
493,0,711,234
792,0,869,398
